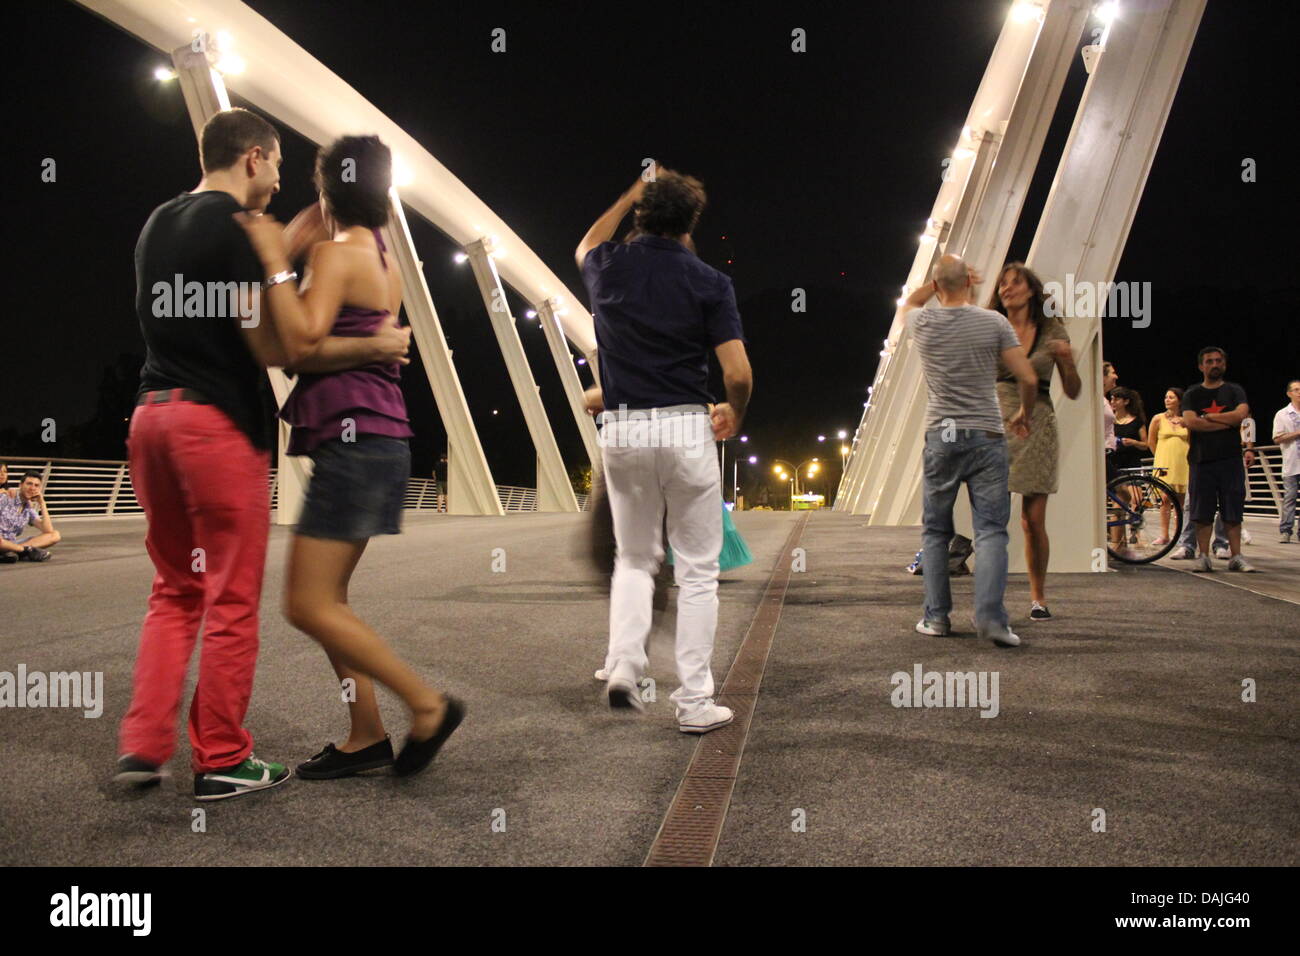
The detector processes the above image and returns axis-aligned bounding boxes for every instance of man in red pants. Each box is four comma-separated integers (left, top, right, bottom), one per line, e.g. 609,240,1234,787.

116,109,410,800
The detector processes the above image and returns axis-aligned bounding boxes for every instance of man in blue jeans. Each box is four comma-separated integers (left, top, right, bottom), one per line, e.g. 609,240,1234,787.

898,255,1037,647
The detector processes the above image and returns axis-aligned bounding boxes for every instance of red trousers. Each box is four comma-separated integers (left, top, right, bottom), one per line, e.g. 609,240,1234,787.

119,395,270,772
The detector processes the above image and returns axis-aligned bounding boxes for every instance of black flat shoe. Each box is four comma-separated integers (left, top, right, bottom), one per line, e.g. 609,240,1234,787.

394,697,465,778
296,736,394,779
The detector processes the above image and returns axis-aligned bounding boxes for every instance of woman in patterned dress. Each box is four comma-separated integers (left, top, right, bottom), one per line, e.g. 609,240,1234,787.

989,263,1081,622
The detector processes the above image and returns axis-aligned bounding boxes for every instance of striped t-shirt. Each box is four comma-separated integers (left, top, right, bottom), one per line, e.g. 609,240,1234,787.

907,305,1020,432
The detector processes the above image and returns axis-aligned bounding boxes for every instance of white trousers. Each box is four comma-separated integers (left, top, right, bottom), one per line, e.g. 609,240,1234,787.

600,409,721,717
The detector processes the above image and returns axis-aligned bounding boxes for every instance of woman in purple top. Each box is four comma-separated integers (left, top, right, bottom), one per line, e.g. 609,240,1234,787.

238,135,462,779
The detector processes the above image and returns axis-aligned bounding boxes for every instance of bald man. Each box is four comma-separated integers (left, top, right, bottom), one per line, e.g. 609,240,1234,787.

897,255,1037,647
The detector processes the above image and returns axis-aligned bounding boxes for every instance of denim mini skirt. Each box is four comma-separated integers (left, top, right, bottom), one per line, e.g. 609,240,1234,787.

296,435,410,541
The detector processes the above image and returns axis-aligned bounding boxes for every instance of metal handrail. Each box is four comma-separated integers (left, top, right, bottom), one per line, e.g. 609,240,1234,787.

2,457,584,518
1138,444,1288,518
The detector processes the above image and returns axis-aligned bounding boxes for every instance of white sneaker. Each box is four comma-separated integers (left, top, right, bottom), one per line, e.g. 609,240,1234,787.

915,619,951,636
1227,555,1257,572
678,702,734,734
1213,547,1231,560
594,668,610,681
1280,533,1292,544
1190,554,1213,572
1241,528,1253,545
1169,547,1195,560
988,628,1021,648
606,663,644,712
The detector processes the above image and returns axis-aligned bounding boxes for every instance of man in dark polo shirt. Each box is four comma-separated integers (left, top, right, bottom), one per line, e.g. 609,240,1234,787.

577,167,752,734
1182,346,1255,573
117,108,411,800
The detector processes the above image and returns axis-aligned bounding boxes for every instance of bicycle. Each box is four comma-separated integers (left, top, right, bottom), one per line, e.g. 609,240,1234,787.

1106,466,1183,564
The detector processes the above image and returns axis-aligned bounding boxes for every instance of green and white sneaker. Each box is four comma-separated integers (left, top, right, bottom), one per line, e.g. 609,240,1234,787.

193,754,291,801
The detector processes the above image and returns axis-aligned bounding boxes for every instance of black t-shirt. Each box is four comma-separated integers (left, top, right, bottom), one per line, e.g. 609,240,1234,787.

1183,380,1248,464
1112,418,1145,470
135,191,274,450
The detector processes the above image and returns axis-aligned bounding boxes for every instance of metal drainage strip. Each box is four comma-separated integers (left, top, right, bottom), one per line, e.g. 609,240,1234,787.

644,513,810,867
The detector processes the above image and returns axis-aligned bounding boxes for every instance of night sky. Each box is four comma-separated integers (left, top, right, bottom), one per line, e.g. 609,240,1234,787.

4,0,1296,500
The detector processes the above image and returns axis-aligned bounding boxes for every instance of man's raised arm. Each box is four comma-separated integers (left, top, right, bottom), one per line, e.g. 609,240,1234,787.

575,166,659,269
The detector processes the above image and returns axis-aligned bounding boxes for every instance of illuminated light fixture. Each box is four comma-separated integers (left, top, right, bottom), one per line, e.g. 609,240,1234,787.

818,435,826,442
953,146,975,160
748,456,757,465
919,233,936,244
391,156,414,188
216,30,233,50
154,66,176,81
841,445,849,454
576,358,587,365
739,435,748,442
453,252,468,264
216,54,245,75
1010,1,1041,23
1095,1,1119,24
895,297,906,306
880,350,889,357
868,386,874,394
837,430,847,439
524,309,537,319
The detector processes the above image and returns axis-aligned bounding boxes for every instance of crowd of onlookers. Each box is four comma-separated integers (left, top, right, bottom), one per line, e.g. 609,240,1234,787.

0,462,61,563
1103,360,1300,564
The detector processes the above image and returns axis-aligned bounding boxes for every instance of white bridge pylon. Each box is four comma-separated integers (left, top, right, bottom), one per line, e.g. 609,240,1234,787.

79,0,600,517
838,0,1205,574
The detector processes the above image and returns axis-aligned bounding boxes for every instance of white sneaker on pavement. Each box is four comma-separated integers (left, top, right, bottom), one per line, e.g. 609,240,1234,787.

606,662,644,712
678,702,734,734
1191,554,1213,572
915,619,951,636
1227,555,1257,572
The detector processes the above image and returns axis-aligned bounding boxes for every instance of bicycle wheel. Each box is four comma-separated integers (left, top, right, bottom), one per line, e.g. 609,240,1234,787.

1106,474,1181,564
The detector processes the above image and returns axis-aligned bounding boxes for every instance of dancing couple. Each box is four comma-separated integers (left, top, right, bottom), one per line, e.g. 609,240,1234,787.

117,108,461,800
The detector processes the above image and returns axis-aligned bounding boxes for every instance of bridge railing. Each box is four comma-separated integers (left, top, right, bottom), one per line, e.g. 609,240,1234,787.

1138,444,1288,519
2,457,585,518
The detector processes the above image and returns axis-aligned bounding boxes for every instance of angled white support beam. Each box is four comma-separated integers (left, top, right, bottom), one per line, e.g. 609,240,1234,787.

465,239,577,513
893,0,1095,526
839,4,1050,518
169,42,308,526
869,131,1001,526
537,298,602,472
1017,0,1206,571
383,205,502,515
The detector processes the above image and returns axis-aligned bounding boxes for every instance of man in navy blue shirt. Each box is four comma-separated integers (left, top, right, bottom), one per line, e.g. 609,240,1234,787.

577,166,752,734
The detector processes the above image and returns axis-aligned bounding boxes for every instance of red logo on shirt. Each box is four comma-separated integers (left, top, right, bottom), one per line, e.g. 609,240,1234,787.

1204,399,1225,415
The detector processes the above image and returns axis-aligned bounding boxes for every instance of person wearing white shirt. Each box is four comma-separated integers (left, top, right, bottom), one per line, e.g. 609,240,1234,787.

1272,379,1300,543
